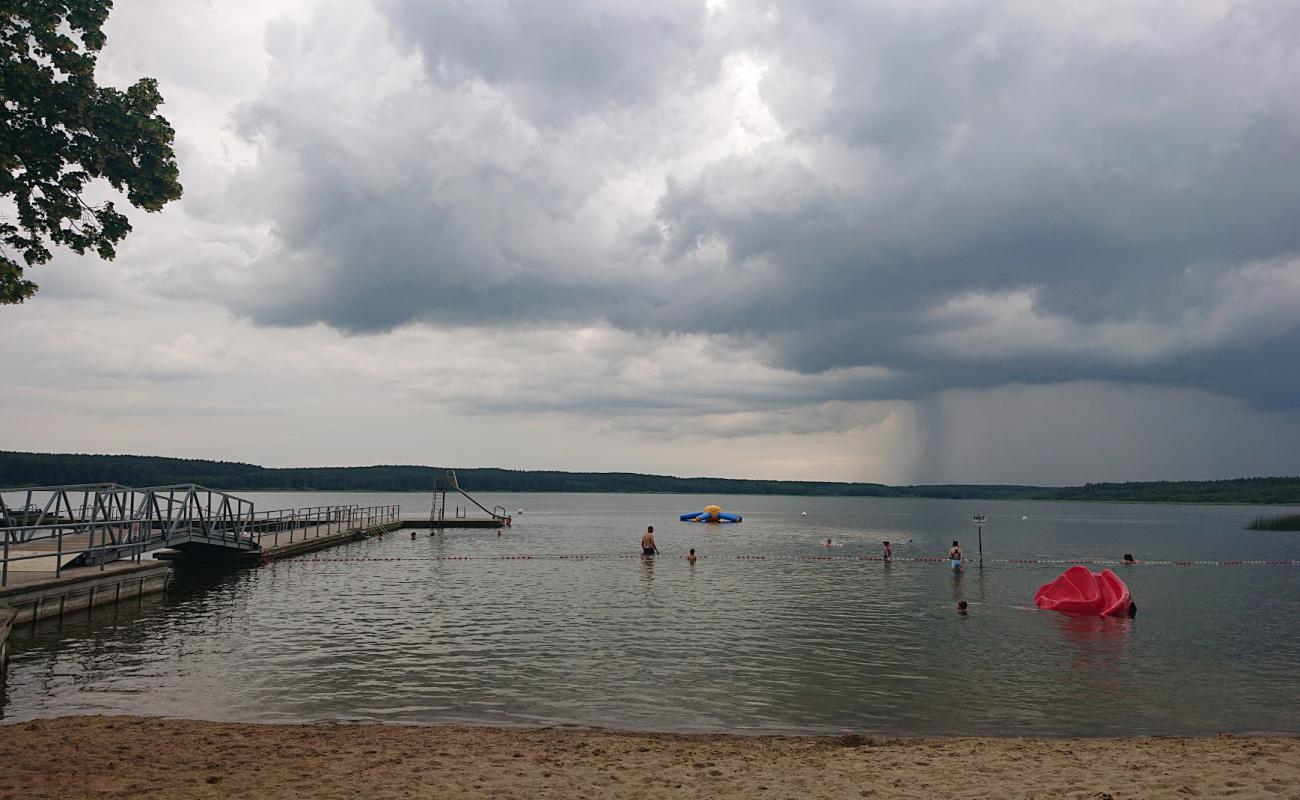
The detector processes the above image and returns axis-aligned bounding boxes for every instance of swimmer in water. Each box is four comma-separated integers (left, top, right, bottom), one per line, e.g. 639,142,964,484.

882,540,892,561
957,600,968,614
641,526,659,556
949,541,963,571
825,538,833,548
687,548,698,564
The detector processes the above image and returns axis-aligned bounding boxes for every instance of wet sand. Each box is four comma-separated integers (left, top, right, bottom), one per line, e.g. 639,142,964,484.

3,716,1297,799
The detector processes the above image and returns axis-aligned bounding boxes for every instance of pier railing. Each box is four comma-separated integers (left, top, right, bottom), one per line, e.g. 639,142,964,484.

0,483,259,586
249,504,401,548
1,482,400,586
0,516,157,586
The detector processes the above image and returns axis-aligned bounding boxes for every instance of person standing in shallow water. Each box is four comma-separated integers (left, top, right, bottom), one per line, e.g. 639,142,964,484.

641,526,659,556
687,548,698,564
949,541,963,572
882,541,892,561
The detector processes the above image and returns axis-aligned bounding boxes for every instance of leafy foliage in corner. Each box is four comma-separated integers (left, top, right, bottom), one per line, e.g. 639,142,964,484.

0,0,182,303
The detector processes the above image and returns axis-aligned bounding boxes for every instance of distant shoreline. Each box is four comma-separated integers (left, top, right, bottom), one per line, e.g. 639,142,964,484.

119,487,1300,509
4,450,1300,504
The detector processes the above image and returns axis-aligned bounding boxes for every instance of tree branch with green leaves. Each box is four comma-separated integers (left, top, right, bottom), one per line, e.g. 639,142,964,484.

1,0,182,304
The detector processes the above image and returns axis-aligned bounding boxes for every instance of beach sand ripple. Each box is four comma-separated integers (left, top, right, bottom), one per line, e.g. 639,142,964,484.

2,716,1298,799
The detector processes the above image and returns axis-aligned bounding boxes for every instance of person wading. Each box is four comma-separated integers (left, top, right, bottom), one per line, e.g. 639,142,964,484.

641,526,659,556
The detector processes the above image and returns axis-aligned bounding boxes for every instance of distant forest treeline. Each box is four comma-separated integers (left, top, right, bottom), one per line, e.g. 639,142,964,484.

3,451,1300,504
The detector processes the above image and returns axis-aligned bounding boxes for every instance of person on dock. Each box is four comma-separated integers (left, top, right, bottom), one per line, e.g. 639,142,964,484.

687,548,698,564
641,526,659,556
882,541,892,561
949,541,963,571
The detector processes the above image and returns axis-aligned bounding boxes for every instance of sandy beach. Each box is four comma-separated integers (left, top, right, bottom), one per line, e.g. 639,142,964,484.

3,716,1297,799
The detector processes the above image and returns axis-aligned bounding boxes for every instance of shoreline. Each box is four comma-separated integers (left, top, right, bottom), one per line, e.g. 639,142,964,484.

90,488,1300,506
5,716,1298,799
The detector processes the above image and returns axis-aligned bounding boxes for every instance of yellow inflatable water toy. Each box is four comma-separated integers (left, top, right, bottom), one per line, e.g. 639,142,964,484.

679,504,742,523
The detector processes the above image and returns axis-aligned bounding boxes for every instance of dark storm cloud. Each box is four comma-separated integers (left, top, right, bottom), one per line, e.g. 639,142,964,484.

219,0,1300,412
377,0,713,123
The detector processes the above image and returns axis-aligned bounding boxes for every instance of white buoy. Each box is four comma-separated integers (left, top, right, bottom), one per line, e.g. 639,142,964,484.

1022,515,1028,520
801,511,808,516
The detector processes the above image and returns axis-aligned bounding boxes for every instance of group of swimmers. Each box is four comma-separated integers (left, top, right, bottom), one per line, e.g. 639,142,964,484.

643,525,972,571
642,526,697,561
824,537,966,570
645,526,1143,618
643,525,978,614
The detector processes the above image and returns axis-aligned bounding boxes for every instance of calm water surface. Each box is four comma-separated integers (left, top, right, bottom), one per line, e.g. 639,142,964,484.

4,493,1299,736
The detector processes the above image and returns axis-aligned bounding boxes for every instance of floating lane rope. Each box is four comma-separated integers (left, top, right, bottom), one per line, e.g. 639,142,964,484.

286,554,1298,566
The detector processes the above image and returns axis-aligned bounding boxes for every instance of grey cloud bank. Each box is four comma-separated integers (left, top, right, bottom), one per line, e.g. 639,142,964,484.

219,1,1300,410
4,0,1300,484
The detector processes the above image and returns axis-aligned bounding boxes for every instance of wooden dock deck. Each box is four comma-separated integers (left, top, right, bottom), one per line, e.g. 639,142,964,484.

0,560,172,626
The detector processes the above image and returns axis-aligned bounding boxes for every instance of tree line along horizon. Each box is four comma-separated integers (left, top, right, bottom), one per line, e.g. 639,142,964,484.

3,451,1300,505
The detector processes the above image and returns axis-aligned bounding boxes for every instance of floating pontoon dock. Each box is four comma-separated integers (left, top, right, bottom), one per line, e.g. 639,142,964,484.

1,483,400,625
427,470,509,529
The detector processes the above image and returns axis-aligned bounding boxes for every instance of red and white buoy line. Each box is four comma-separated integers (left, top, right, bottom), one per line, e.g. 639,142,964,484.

290,554,1299,566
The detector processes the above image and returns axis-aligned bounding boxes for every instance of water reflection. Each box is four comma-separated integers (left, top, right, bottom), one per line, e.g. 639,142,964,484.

1051,612,1133,652
1047,612,1134,699
3,494,1298,736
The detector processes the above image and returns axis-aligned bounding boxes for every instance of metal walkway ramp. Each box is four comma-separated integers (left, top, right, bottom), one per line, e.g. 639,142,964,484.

1,483,257,582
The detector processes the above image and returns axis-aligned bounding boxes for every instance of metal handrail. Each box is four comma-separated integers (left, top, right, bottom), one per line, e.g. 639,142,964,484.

248,504,401,548
2,516,155,586
1,484,402,586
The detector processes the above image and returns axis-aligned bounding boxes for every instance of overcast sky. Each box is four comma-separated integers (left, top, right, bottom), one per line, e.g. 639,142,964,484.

4,0,1300,485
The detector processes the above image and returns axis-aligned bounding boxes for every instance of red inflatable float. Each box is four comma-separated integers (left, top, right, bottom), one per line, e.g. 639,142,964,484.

1034,565,1133,617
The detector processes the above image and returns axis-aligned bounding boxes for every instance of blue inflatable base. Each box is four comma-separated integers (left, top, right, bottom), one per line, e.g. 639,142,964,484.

679,512,743,523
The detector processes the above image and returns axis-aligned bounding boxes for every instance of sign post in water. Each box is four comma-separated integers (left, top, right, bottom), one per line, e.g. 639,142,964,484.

972,515,988,565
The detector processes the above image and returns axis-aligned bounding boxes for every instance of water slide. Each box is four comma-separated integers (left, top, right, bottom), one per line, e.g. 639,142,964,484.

1034,566,1132,616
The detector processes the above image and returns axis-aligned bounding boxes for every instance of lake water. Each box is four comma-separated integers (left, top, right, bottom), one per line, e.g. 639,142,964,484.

3,492,1299,736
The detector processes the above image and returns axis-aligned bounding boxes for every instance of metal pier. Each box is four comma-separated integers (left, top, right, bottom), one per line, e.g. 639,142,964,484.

1,483,401,587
